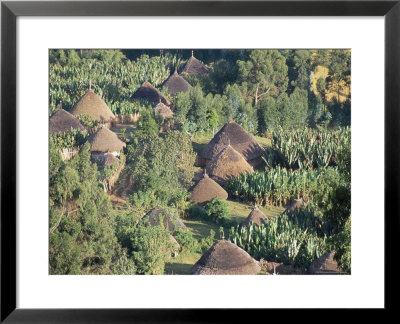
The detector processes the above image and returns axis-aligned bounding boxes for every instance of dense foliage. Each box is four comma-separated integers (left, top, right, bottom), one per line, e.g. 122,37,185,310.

265,126,351,170
49,49,351,275
228,207,328,268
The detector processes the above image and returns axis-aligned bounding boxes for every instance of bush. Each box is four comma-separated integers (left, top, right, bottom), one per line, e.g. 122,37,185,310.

199,229,216,253
204,198,231,226
186,203,208,219
328,216,351,274
174,229,199,253
131,224,173,275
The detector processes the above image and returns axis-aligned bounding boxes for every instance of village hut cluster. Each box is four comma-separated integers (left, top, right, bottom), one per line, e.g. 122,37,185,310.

50,51,341,275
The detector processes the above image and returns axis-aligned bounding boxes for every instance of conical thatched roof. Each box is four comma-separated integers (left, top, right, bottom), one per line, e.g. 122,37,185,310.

154,101,173,120
285,199,306,212
142,206,188,232
242,204,268,227
181,56,209,76
190,173,228,204
104,153,119,166
200,121,265,161
132,81,170,105
88,126,126,153
192,239,261,275
49,109,87,134
308,250,341,274
206,145,253,185
163,71,192,96
71,89,115,122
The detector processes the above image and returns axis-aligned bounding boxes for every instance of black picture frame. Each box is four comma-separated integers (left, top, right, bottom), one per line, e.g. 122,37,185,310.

1,0,398,322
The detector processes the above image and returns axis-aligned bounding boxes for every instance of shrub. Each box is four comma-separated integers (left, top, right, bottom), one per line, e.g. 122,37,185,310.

204,198,231,226
199,229,216,253
131,224,173,275
174,229,199,253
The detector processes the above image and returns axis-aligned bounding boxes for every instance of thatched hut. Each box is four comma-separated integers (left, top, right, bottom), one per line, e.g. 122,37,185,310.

163,71,192,96
88,126,126,158
49,109,87,134
71,89,115,124
154,100,174,120
181,53,209,76
205,144,253,185
190,173,228,204
200,121,265,168
308,250,341,274
285,199,306,212
141,206,188,232
132,81,170,105
242,204,269,227
192,239,261,275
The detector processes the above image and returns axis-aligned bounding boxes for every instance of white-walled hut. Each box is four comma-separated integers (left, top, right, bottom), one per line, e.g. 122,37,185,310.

49,109,87,134
205,144,253,185
88,126,126,163
132,81,171,106
162,71,192,96
192,238,261,275
200,120,265,168
70,88,115,125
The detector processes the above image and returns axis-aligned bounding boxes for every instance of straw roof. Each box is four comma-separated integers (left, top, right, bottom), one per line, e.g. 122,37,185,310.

200,121,265,161
88,126,126,153
181,56,209,76
154,101,174,120
163,71,192,96
285,199,306,212
142,206,188,232
192,239,261,275
190,173,228,204
104,153,119,166
242,204,269,227
49,109,87,134
308,250,341,274
206,145,253,185
132,81,170,105
71,89,115,122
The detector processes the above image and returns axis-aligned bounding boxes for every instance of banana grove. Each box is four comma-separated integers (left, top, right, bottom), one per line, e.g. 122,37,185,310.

49,54,176,116
226,166,326,206
265,126,351,170
228,207,328,268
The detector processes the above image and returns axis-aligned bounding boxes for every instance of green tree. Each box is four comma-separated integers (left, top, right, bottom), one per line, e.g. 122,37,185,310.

49,142,122,274
131,224,173,274
237,49,288,105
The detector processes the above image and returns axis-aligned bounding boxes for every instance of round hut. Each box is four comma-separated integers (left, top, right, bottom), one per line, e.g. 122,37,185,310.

154,100,174,120
242,203,269,227
308,250,341,274
88,126,126,161
200,121,265,168
163,71,192,96
285,199,306,212
132,81,170,106
49,109,87,134
192,238,261,275
70,89,115,124
141,206,188,232
190,173,228,204
205,144,253,185
181,52,209,76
